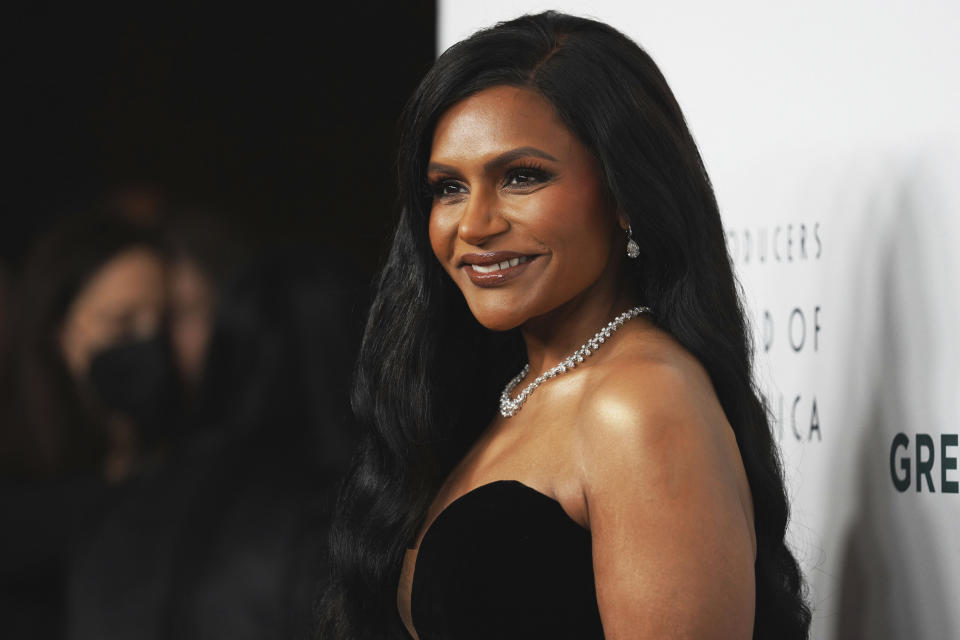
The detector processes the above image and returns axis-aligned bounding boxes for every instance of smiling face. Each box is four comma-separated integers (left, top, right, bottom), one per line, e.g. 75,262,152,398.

427,85,626,331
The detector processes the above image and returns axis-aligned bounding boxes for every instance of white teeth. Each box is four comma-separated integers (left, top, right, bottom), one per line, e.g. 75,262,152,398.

470,255,530,274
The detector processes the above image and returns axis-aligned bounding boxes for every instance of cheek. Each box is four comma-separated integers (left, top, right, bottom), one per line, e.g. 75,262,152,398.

59,321,86,377
532,192,613,266
428,207,457,270
59,313,101,378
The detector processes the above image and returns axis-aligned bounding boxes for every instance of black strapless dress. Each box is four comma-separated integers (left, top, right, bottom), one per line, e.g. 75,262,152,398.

410,480,605,639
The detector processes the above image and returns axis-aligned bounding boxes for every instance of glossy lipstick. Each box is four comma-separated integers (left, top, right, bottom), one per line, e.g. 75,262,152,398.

460,251,538,288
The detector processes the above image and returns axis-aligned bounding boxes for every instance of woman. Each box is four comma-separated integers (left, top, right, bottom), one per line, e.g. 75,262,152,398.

322,10,810,640
0,213,177,639
0,213,178,482
68,251,361,640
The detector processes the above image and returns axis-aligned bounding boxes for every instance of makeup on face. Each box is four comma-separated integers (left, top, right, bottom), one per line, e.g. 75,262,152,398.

459,251,540,287
426,85,620,331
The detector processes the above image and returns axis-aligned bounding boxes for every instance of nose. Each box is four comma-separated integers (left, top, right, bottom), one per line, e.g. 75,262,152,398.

457,189,510,246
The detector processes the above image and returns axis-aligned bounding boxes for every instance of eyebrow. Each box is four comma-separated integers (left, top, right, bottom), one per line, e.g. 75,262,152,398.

427,146,559,176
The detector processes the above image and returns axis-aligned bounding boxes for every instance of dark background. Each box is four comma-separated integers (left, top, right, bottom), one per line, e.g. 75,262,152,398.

4,3,437,277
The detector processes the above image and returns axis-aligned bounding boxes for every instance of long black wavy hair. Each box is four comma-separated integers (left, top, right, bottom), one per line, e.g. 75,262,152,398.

320,11,811,639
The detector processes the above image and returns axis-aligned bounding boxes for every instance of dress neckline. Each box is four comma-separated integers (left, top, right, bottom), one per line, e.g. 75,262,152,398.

418,480,588,549
408,479,590,634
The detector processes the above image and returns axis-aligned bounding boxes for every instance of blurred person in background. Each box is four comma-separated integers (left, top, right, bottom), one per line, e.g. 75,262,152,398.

67,250,361,640
163,208,249,396
95,187,249,400
0,213,182,639
0,214,181,482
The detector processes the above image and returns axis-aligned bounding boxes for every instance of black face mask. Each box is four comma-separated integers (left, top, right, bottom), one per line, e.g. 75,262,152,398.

87,334,183,448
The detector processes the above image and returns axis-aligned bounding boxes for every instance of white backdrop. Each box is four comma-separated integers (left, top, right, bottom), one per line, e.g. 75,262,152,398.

439,2,960,638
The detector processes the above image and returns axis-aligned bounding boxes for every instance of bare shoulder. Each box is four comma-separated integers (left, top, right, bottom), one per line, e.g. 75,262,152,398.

573,323,726,459
570,324,757,638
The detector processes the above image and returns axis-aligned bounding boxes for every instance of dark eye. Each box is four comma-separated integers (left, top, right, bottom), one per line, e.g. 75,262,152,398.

431,179,467,198
504,165,551,188
442,181,464,195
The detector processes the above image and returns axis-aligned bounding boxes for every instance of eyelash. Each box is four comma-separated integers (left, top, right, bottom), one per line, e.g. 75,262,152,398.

428,162,553,199
504,162,549,187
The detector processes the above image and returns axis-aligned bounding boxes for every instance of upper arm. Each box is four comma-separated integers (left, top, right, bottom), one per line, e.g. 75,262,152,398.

578,361,755,640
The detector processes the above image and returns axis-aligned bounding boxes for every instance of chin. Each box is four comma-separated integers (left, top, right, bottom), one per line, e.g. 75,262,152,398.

474,315,525,333
463,296,531,332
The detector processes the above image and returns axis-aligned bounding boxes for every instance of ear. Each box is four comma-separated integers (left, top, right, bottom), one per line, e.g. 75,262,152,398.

616,209,631,232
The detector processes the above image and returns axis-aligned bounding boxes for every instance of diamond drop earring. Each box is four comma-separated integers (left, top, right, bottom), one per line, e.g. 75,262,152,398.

626,224,640,259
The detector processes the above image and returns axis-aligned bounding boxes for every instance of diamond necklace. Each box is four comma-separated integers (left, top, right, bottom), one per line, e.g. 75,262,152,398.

499,305,652,418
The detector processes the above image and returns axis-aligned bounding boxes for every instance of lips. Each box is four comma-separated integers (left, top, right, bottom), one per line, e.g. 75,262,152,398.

459,251,539,288
470,255,532,273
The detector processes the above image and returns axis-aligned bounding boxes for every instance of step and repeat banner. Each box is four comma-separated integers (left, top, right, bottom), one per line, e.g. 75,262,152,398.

439,2,959,638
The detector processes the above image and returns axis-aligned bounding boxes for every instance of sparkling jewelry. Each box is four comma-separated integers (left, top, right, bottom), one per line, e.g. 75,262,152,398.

499,305,652,417
626,224,640,259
